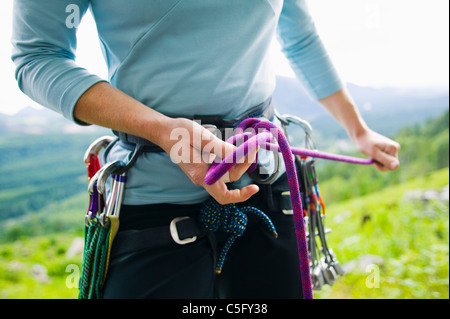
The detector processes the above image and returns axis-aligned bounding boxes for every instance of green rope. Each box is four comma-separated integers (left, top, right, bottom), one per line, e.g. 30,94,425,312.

78,220,111,299
92,223,111,298
78,224,97,299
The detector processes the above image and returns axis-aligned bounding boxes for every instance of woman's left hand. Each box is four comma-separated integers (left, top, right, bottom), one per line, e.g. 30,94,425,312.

318,89,401,172
353,128,401,172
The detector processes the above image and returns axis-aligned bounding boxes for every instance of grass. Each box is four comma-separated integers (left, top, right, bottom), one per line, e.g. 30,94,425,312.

313,168,449,299
0,233,82,299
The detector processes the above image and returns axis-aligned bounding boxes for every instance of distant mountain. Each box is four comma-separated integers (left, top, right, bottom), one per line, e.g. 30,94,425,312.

0,106,108,135
273,76,449,140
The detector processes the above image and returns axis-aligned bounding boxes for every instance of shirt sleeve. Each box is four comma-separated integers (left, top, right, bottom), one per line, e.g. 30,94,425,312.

277,0,343,100
11,0,106,124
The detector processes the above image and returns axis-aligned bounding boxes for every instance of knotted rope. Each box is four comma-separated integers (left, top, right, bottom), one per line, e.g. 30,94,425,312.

203,118,374,300
200,198,278,274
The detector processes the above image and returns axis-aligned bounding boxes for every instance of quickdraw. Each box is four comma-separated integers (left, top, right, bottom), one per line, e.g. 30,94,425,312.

299,157,345,290
280,113,349,290
79,137,132,299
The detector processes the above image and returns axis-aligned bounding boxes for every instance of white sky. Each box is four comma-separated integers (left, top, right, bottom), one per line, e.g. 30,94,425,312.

0,0,448,115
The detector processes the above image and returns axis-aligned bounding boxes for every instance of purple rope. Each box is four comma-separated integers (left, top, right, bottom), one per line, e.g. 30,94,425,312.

204,118,375,300
290,146,373,165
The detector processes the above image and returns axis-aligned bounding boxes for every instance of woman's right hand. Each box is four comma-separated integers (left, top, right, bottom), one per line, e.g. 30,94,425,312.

155,118,259,205
73,82,258,204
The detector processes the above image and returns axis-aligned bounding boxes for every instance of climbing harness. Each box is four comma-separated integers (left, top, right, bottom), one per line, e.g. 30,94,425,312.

202,116,373,299
78,103,374,300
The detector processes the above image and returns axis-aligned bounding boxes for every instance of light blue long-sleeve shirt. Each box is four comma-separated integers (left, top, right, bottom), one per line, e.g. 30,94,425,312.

12,0,343,205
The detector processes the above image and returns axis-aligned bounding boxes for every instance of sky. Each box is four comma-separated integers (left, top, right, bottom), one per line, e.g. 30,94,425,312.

0,0,448,115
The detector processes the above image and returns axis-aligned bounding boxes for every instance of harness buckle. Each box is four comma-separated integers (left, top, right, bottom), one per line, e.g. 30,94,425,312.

282,209,294,215
170,217,198,245
279,191,294,215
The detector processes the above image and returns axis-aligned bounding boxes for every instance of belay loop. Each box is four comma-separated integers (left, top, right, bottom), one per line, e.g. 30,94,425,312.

199,198,278,274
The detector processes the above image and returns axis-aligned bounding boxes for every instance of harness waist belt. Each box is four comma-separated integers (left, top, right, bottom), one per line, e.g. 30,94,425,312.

113,98,274,152
110,217,209,260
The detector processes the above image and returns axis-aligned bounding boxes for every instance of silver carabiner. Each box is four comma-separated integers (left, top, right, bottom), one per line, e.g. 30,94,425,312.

83,136,115,164
284,114,313,135
88,160,126,195
274,109,289,126
275,111,316,149
96,160,126,195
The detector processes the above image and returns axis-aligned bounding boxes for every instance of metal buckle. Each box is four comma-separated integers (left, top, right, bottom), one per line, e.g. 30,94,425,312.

170,217,198,245
281,191,294,215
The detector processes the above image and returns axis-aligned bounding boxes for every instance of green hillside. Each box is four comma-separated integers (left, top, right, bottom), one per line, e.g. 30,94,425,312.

0,133,99,220
314,168,449,299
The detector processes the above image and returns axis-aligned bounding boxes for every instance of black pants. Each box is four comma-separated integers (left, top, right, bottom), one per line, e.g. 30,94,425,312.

102,175,303,299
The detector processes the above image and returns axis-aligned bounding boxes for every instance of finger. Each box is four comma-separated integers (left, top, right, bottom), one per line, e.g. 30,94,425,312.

384,142,401,157
201,133,236,161
204,152,217,165
372,147,400,171
228,146,259,182
190,121,236,159
221,171,231,183
373,160,389,172
205,181,259,205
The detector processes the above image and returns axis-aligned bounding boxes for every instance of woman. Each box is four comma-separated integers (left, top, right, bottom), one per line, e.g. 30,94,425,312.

12,0,400,298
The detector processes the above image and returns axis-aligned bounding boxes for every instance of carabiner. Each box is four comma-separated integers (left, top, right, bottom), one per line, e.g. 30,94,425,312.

96,160,127,195
83,136,115,164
